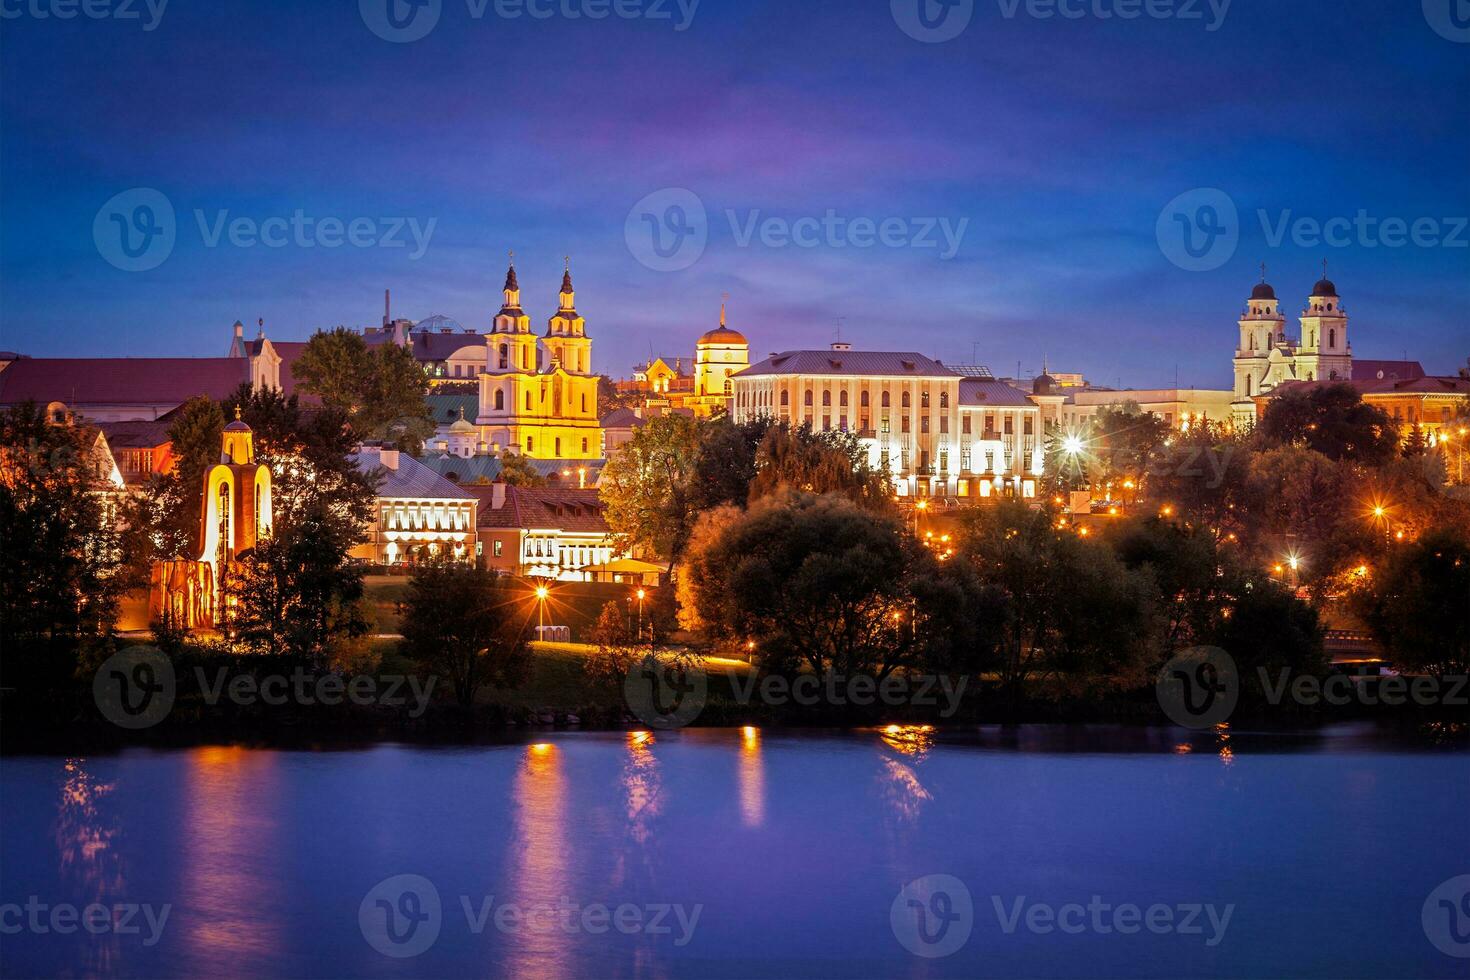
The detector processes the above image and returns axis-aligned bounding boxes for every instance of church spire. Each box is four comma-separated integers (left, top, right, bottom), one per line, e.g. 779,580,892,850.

558,256,575,312
498,251,523,319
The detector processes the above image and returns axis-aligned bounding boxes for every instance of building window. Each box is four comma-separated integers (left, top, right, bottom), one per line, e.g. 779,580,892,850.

839,390,849,407
882,391,891,408
494,540,503,557
939,391,948,409
494,389,505,410
581,438,588,452
499,343,509,369
881,417,890,434
822,391,832,407
902,415,911,433
962,415,972,435
526,438,534,452
902,392,911,409
860,391,870,408
781,390,790,407
805,390,814,407
939,417,948,434
555,438,562,456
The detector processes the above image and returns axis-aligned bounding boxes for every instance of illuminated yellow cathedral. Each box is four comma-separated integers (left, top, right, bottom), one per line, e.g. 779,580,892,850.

476,260,602,459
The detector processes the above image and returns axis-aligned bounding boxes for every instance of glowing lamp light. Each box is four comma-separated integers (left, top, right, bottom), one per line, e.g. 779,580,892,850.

535,585,549,600
1062,435,1083,455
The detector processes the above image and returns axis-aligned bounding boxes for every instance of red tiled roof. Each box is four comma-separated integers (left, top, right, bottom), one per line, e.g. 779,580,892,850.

0,356,251,407
467,485,608,533
1352,359,1426,382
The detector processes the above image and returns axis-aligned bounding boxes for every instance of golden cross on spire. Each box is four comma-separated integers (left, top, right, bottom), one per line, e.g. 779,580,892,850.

720,291,729,326
1260,260,1267,283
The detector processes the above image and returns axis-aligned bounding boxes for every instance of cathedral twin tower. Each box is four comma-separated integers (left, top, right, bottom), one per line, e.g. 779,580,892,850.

476,260,601,460
1230,266,1352,427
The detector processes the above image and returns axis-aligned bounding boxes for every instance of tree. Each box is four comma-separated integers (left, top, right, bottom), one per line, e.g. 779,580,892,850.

955,501,1159,695
399,561,532,706
584,600,644,688
1354,530,1470,676
291,327,434,453
747,422,892,509
223,385,378,661
496,450,546,487
1115,518,1232,652
0,403,127,648
1401,422,1428,458
1256,383,1398,465
679,491,966,679
599,413,705,568
1209,578,1325,694
1142,419,1251,540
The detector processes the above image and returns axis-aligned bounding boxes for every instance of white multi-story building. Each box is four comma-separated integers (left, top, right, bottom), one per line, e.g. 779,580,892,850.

731,344,1044,499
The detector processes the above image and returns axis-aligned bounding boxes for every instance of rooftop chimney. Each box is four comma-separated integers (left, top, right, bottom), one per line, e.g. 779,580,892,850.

379,449,399,470
831,341,852,351
491,481,506,510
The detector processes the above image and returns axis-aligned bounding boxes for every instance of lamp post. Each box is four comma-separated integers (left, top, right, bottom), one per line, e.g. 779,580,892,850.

635,587,646,641
535,583,549,631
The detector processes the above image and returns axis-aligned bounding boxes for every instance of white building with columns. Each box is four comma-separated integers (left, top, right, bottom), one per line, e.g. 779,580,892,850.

731,344,1044,499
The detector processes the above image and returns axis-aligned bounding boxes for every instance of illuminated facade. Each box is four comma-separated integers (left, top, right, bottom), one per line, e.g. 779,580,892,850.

731,344,1044,499
351,448,477,565
470,483,617,581
687,303,750,418
475,262,602,459
1231,269,1353,427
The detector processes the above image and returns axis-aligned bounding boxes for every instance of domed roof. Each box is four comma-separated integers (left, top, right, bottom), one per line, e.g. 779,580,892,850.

224,406,251,432
1311,278,1338,297
449,406,475,432
1032,373,1058,395
1250,282,1276,300
416,313,465,333
698,326,747,346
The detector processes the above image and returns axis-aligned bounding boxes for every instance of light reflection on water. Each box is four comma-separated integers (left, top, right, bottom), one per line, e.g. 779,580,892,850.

0,724,1464,979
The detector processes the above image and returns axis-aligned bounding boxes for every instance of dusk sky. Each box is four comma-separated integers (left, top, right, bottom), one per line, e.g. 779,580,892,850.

2,0,1466,387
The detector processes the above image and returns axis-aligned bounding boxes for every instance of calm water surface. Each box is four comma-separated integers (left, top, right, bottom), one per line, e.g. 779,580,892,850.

1,725,1466,978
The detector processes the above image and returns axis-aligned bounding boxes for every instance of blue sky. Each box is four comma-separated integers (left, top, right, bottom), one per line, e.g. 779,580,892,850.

1,0,1466,386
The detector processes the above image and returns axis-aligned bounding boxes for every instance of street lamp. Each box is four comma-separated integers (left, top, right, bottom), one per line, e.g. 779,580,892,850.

635,587,646,641
535,583,549,630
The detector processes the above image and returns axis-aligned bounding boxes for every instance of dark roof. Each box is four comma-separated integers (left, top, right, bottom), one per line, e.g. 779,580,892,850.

416,454,607,486
0,356,251,407
958,378,1035,407
599,408,646,428
1271,376,1470,398
1250,282,1276,300
427,392,479,424
1352,359,1425,382
468,485,608,533
738,350,957,378
351,450,476,500
1311,278,1338,297
99,419,172,448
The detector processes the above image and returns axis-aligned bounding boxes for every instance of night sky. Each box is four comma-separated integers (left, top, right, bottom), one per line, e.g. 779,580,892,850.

1,0,1466,387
